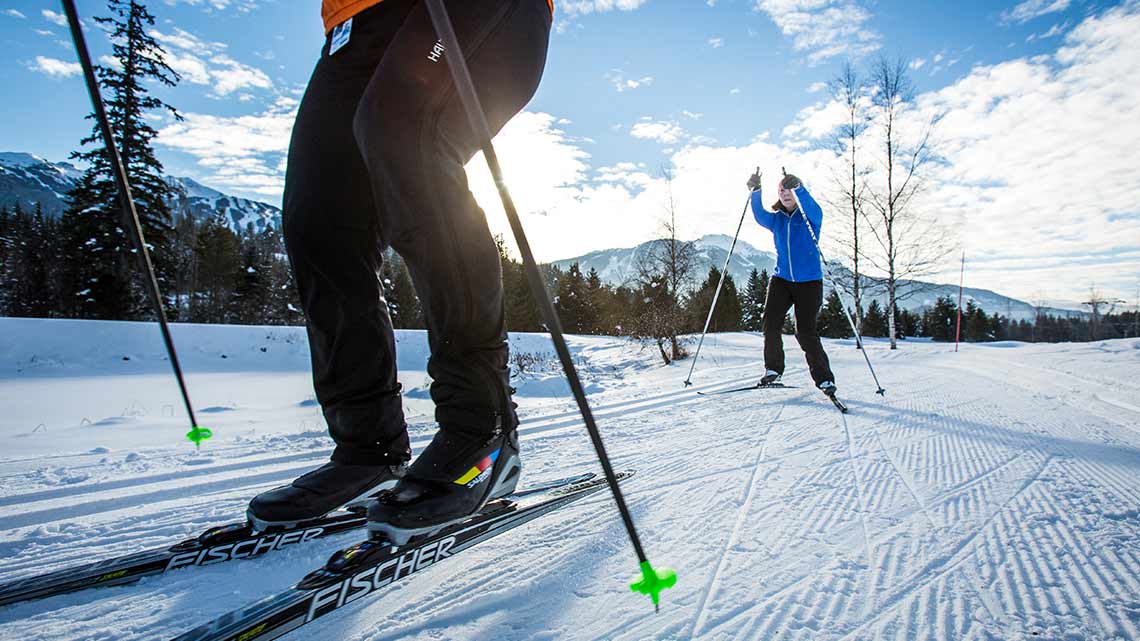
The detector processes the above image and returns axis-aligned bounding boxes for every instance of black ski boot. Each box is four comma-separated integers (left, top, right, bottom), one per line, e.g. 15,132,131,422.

818,380,838,397
760,370,783,386
247,461,406,531
367,427,521,544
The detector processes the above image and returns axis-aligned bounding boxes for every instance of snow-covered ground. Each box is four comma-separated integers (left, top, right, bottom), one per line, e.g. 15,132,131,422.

1,318,1139,640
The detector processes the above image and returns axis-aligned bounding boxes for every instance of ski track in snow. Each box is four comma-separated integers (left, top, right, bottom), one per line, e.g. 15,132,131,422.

1,321,1139,641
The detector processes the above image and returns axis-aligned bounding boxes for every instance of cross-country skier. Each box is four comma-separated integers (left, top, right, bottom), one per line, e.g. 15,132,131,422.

247,0,552,541
745,170,837,397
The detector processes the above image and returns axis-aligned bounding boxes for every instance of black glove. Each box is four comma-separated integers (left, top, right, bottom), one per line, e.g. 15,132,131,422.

747,172,762,192
780,174,802,190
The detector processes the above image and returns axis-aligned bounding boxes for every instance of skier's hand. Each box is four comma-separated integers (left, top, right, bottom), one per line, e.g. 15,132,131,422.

780,174,802,190
747,171,762,192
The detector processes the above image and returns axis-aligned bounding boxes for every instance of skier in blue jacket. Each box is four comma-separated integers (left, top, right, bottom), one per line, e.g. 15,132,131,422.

746,170,837,396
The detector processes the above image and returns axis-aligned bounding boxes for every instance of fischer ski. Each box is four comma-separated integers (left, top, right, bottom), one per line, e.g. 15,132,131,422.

698,383,796,396
171,471,631,641
0,472,594,608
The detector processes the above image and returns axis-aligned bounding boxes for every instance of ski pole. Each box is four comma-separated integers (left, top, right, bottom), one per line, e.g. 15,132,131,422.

421,0,675,611
61,0,210,446
683,187,753,387
789,187,886,395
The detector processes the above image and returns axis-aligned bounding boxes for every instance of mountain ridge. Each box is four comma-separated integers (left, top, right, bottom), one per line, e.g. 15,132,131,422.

0,152,281,234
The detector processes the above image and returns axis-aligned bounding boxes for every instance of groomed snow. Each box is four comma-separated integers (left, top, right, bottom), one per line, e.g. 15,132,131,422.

1,318,1139,640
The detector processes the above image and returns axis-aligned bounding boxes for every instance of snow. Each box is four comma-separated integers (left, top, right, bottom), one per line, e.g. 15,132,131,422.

1,318,1140,640
0,153,49,169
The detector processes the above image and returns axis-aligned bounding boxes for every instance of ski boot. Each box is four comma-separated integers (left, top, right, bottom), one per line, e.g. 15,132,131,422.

367,426,521,545
760,370,783,387
247,460,406,531
818,380,838,397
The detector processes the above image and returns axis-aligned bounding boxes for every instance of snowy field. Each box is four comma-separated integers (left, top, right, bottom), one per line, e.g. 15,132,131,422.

1,318,1139,641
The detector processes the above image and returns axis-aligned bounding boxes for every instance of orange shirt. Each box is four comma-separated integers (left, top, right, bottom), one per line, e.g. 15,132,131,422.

323,0,554,34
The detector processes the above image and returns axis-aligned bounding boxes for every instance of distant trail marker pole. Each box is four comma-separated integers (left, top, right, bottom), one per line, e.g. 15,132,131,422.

790,188,885,395
684,185,754,387
955,253,965,353
61,0,209,448
422,0,674,611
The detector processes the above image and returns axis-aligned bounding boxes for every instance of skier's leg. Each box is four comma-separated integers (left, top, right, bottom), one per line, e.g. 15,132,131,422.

352,0,552,533
791,280,835,387
248,7,417,528
763,277,794,377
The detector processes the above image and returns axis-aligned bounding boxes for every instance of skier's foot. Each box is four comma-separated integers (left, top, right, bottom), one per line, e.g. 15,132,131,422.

760,370,782,386
367,427,521,545
818,380,838,397
247,461,406,531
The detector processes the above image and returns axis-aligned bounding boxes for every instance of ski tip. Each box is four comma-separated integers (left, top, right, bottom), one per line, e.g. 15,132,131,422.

630,560,677,610
186,425,213,447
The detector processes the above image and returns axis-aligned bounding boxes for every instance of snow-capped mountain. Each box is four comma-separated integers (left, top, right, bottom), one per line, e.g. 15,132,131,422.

165,176,281,234
0,152,282,233
0,153,84,218
553,235,1083,321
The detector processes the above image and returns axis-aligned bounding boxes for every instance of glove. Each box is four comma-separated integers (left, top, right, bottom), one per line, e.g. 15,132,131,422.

746,171,762,192
780,174,802,190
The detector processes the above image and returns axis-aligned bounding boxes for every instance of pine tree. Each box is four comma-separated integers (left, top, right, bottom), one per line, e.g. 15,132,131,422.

862,299,888,337
922,295,958,341
584,267,606,334
193,217,240,323
60,0,181,320
555,262,590,334
741,268,767,331
818,290,853,338
382,249,423,329
688,266,743,333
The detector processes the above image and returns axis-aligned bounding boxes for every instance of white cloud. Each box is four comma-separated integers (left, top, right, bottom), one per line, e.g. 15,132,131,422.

41,9,65,26
153,28,272,97
157,98,296,197
909,57,927,70
1002,0,1070,24
208,54,273,96
604,69,654,92
559,0,650,17
708,37,724,48
4,9,25,18
26,56,81,78
729,87,741,94
630,120,685,144
682,110,703,119
159,0,261,13
771,0,1140,300
754,0,881,64
807,81,828,93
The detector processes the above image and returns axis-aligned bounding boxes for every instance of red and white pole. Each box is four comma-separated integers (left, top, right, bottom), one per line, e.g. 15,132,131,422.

955,252,965,352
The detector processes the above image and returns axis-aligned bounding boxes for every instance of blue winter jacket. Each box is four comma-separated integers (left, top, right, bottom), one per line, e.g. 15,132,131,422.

750,185,824,282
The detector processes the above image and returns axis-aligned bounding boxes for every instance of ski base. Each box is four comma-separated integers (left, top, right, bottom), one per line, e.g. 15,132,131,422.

172,471,631,641
0,472,594,608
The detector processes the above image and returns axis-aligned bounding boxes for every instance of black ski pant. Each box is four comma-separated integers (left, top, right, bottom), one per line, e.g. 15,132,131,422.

762,277,835,386
283,0,550,466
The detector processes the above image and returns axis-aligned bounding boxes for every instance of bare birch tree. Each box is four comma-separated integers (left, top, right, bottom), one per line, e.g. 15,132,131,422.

863,56,955,349
633,165,696,362
826,60,873,333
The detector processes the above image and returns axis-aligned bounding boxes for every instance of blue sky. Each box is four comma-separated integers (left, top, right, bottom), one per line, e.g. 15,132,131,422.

2,0,1138,305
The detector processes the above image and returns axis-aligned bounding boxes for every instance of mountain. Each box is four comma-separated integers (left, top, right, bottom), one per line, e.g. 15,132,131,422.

553,235,1084,321
0,153,84,217
0,152,281,233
